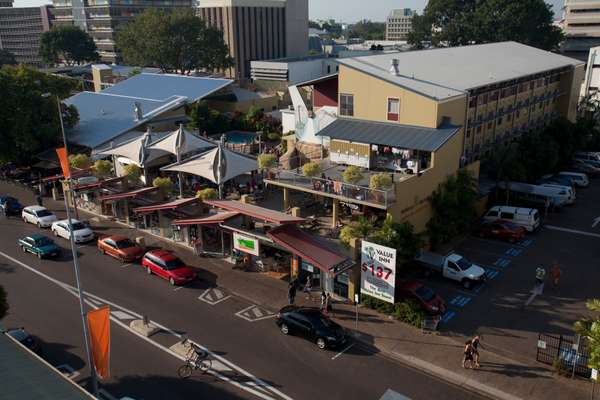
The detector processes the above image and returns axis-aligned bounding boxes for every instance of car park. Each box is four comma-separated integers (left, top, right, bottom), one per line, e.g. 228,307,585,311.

540,174,576,190
477,220,526,243
21,206,57,228
51,219,95,243
397,281,446,315
141,249,196,286
558,172,589,188
414,251,486,289
0,196,23,216
538,183,575,204
571,161,600,177
98,235,144,262
483,206,540,232
18,234,61,259
275,306,347,349
3,328,43,357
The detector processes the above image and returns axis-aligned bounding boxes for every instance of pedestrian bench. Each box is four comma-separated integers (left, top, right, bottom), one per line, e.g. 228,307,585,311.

421,317,440,335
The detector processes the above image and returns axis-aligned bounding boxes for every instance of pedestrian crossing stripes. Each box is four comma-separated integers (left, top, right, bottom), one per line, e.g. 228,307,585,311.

505,247,522,257
449,295,472,308
493,258,511,268
441,310,456,324
485,269,500,280
518,239,534,247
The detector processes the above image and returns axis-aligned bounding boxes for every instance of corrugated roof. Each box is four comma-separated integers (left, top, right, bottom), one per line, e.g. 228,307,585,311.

172,212,239,226
133,197,198,213
204,200,304,224
99,186,158,202
317,118,460,152
0,333,95,400
338,41,584,100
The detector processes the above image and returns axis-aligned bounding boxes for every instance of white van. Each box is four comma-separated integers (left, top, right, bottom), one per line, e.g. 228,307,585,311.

558,172,589,188
483,206,540,232
539,183,576,204
497,181,569,208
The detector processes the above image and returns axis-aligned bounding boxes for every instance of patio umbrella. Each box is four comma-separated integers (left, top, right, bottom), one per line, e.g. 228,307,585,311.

161,136,258,198
147,124,216,197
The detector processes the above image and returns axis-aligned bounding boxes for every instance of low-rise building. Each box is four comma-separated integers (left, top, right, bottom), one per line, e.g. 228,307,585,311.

385,8,414,41
0,4,52,66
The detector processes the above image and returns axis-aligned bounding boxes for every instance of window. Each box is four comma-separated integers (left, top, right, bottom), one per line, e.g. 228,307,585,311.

500,212,514,220
340,94,354,116
387,98,400,121
469,96,477,108
498,117,503,126
487,122,493,129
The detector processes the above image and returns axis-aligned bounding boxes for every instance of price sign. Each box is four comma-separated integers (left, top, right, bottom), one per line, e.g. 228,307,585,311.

360,240,396,304
592,368,598,381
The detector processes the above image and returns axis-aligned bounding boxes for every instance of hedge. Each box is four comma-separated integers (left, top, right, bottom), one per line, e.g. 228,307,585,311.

361,294,426,328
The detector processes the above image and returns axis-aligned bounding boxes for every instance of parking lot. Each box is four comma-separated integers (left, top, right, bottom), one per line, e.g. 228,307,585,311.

413,178,600,362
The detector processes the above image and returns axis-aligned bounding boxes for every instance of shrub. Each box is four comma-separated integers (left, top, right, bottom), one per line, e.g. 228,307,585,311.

152,177,174,199
196,188,218,201
302,161,322,177
361,294,426,328
267,131,281,141
68,153,91,169
342,166,363,185
370,173,393,190
339,216,375,247
258,153,277,170
92,159,112,179
122,164,141,183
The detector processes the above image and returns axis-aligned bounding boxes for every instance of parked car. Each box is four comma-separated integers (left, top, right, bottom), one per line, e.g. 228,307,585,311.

414,251,486,289
21,205,57,228
51,219,95,243
483,206,540,232
98,235,144,262
477,220,526,243
557,172,589,188
571,161,600,177
496,181,569,209
0,196,23,216
397,281,446,315
538,183,575,205
540,174,576,190
275,306,348,349
3,328,43,357
141,249,196,286
18,234,61,259
574,154,600,168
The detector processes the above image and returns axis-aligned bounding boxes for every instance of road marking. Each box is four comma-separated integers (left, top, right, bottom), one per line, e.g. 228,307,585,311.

111,310,135,320
198,288,231,305
378,389,413,400
485,269,500,280
518,239,534,248
235,305,276,322
493,258,512,268
0,250,292,400
449,295,472,308
331,344,354,360
545,225,600,238
173,285,188,292
441,311,456,324
119,263,132,269
505,248,522,257
55,364,80,380
593,216,600,229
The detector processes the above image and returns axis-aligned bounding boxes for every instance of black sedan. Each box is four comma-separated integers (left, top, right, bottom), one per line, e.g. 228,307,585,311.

275,306,347,350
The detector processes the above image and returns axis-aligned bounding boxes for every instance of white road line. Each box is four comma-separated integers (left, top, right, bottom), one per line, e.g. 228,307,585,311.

213,288,224,299
331,344,354,360
545,225,600,238
119,263,132,269
55,364,81,380
252,307,264,318
0,250,292,400
111,310,135,320
198,288,231,305
173,285,187,291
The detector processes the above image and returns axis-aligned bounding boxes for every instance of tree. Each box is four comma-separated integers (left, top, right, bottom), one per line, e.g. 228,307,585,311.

196,188,218,201
117,9,233,75
370,173,393,190
152,176,174,199
302,162,322,177
340,216,376,247
189,101,230,135
0,66,78,165
370,216,425,270
348,20,386,40
258,154,277,171
342,166,363,185
122,164,141,184
408,0,563,51
0,49,16,66
309,20,321,29
574,299,600,371
93,160,113,179
0,285,8,320
69,153,91,170
40,26,98,66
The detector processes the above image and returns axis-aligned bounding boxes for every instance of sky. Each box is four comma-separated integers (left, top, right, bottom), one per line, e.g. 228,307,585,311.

13,0,565,22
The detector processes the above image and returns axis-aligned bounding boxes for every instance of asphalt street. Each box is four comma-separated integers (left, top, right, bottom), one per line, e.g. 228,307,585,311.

0,182,487,400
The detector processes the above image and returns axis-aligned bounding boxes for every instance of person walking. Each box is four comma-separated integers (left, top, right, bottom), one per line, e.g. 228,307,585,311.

35,191,43,207
303,275,312,301
326,293,334,317
535,266,546,287
320,291,327,312
471,335,482,368
287,281,297,305
462,340,475,369
550,263,562,289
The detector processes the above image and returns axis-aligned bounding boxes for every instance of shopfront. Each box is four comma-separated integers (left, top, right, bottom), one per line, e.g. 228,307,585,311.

99,186,159,226
133,197,203,241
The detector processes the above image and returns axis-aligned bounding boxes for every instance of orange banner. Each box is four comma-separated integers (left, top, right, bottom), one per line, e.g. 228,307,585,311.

55,147,70,179
87,305,110,380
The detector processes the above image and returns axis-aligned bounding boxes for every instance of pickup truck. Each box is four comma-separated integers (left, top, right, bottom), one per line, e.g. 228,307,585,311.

415,251,486,289
18,234,61,259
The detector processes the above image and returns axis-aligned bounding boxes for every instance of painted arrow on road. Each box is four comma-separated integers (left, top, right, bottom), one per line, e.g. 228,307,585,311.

593,217,600,229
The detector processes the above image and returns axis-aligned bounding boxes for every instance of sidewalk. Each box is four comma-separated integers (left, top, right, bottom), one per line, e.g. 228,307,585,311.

7,182,589,400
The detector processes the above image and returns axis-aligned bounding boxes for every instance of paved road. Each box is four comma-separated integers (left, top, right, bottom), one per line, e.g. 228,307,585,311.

0,184,486,400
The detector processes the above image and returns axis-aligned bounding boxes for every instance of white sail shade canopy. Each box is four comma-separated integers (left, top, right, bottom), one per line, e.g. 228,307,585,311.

146,125,216,157
95,130,170,167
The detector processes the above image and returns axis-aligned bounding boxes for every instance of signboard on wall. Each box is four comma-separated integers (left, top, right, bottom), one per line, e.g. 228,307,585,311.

360,240,396,304
233,232,260,256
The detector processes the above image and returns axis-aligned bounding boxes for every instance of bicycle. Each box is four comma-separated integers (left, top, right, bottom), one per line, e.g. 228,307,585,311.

177,344,212,379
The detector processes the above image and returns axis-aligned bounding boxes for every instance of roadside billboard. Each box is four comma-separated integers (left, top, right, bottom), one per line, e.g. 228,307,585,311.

233,232,260,256
360,240,396,304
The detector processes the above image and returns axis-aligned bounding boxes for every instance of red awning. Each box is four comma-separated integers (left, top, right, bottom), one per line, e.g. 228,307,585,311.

99,186,158,202
74,176,125,191
134,197,198,214
42,167,91,183
267,225,354,275
172,212,239,226
204,200,304,225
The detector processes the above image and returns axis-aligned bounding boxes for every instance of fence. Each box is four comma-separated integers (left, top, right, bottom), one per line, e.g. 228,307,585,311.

536,333,592,378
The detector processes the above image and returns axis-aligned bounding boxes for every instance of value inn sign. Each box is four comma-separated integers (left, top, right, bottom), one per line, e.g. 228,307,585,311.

360,240,396,304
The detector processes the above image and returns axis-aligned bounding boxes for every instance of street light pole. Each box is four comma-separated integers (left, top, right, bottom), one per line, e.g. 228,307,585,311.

55,95,99,396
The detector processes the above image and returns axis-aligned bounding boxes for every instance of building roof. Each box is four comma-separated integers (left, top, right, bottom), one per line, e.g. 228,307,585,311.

317,118,460,152
0,332,96,400
172,212,239,226
64,73,233,149
133,197,198,213
204,200,305,224
294,73,338,87
337,41,584,100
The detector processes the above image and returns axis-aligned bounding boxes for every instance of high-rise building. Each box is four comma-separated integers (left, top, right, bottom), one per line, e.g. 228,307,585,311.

51,0,193,63
0,5,53,66
385,8,414,41
0,0,13,8
197,0,308,80
564,0,600,37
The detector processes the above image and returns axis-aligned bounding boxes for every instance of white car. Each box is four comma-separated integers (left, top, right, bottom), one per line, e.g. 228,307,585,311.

21,206,58,228
51,219,95,243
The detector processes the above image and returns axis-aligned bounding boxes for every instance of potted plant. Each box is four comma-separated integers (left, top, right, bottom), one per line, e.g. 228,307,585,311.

342,166,363,185
122,164,141,188
196,188,218,213
92,160,112,180
370,173,393,202
152,177,174,200
68,153,91,170
258,153,277,178
302,161,322,177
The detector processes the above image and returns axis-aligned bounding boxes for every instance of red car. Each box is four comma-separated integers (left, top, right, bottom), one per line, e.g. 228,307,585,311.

141,249,196,286
477,220,525,243
398,281,446,315
98,235,144,262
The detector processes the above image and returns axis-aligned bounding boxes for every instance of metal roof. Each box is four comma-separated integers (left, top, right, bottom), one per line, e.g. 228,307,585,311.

99,186,158,202
338,41,584,100
204,200,305,224
133,197,198,213
172,212,239,226
317,118,460,152
0,333,95,400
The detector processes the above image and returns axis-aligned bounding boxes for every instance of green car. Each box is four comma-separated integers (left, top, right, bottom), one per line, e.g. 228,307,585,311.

18,234,61,259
